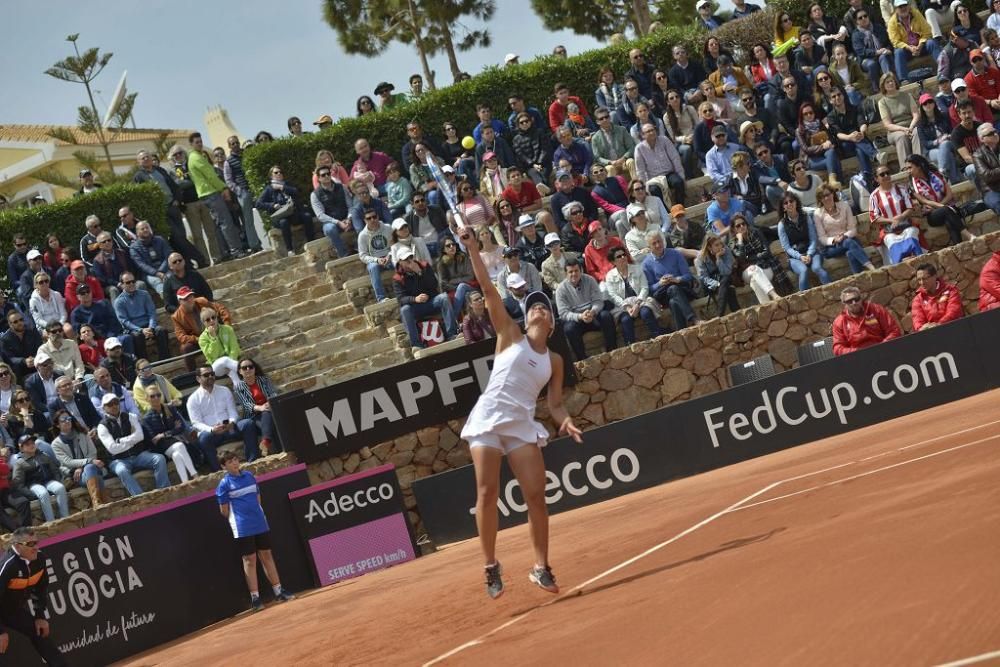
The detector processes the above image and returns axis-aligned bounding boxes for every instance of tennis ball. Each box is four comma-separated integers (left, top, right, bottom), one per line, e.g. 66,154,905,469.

461,136,475,150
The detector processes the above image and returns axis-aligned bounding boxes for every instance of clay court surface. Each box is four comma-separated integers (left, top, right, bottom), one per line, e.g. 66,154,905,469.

119,390,1000,667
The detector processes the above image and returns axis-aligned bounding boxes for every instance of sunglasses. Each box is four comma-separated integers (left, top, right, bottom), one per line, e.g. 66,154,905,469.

625,86,638,92
147,393,162,398
16,540,39,548
412,198,425,204
239,365,255,371
123,279,136,285
318,171,331,177
139,366,152,372
842,296,861,305
877,172,891,177
204,316,217,322
518,119,531,125
596,115,609,121
169,258,184,264
633,185,646,191
784,82,796,89
856,13,868,18
36,278,50,284
14,242,26,248
58,415,74,423
9,318,23,324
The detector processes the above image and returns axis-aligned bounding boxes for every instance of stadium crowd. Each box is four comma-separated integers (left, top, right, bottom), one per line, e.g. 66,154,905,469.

2,0,1000,531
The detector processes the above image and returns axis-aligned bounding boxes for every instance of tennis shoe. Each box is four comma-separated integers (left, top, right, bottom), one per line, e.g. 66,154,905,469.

275,588,295,602
250,595,264,612
528,565,559,594
485,562,504,599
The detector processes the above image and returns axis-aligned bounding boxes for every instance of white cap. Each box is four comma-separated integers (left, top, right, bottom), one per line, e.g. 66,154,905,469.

26,249,42,260
391,218,409,231
101,392,120,406
35,350,51,365
504,53,519,64
506,272,526,289
893,0,909,6
396,247,414,261
544,232,561,247
517,214,535,229
952,77,968,90
626,203,646,221
104,336,122,351
441,165,455,174
696,0,711,8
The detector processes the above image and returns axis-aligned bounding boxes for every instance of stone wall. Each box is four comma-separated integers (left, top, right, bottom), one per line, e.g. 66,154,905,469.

302,232,1000,537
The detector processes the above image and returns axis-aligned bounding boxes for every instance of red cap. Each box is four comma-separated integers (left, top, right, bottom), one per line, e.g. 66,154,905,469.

587,220,603,236
176,286,195,299
971,48,984,59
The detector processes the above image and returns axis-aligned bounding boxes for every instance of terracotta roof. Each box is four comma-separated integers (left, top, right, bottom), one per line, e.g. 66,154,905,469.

0,124,194,146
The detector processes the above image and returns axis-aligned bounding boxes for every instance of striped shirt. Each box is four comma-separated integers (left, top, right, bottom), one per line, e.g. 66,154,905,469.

216,470,269,538
869,185,911,224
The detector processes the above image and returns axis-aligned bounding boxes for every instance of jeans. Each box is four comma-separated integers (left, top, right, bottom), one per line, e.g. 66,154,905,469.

676,143,698,179
452,282,474,318
562,310,618,361
29,481,69,522
128,326,171,360
323,221,351,257
788,253,831,291
840,140,878,178
273,213,316,253
367,260,393,300
197,419,260,469
145,274,166,297
805,148,843,182
167,203,209,268
894,41,941,82
202,191,244,253
821,237,871,274
78,462,105,488
110,451,170,496
235,189,262,250
400,295,457,347
986,189,1000,215
651,283,697,329
765,184,785,212
931,141,973,183
618,306,663,344
862,55,893,93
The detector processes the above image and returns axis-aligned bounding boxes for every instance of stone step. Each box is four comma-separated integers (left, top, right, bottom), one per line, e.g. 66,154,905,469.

280,347,411,393
235,305,357,345
214,268,327,307
326,255,369,289
208,254,307,290
269,336,398,387
230,280,342,321
249,320,381,369
243,318,364,357
199,249,282,281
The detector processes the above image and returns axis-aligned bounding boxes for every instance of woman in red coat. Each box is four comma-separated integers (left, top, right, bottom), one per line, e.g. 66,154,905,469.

980,250,1000,312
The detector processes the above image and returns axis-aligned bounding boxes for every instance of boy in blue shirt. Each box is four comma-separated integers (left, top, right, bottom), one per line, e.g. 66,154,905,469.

216,451,295,611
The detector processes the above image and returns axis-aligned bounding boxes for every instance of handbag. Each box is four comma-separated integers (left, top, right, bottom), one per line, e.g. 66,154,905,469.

270,201,295,221
809,130,830,147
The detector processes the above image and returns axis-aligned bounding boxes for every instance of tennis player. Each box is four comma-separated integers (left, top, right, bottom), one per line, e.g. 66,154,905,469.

457,224,583,600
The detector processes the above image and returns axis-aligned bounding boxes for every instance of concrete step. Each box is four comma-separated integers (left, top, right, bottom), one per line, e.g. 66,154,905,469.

243,318,364,357
199,249,282,281
230,280,342,321
280,347,411,393
269,336,398,387
214,268,328,307
235,305,357,345
208,254,307,290
248,320,379,369
326,255,369,289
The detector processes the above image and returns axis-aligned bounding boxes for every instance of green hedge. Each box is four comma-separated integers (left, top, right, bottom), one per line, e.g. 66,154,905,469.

0,182,167,288
242,24,707,197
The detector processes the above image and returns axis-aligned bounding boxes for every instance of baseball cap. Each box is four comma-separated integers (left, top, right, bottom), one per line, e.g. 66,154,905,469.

505,272,526,289
670,204,687,217
544,232,561,247
502,246,521,258
711,124,728,137
587,220,604,236
104,337,122,351
504,53,519,64
396,247,415,261
524,291,553,315
971,48,984,60
918,93,934,105
313,114,333,125
482,151,497,162
70,260,85,271
26,249,42,260
35,350,51,365
978,122,996,138
696,0,710,8
17,434,36,446
391,218,409,231
711,179,730,195
517,214,535,229
101,392,121,406
952,77,968,90
176,286,195,300
626,203,646,221
441,165,455,174
893,0,908,7
555,169,572,180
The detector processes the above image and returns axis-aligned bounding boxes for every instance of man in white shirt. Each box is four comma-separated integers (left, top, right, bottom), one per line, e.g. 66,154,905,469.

187,365,260,469
97,393,170,496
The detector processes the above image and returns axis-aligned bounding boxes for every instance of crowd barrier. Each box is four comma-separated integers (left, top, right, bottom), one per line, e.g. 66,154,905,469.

413,307,1000,545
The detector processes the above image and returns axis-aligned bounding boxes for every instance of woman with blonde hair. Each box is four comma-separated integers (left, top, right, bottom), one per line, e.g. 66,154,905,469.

813,183,876,273
141,386,199,483
695,233,742,316
877,72,921,167
311,149,351,191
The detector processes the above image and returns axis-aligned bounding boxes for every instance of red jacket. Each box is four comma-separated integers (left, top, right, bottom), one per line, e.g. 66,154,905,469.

548,96,590,133
980,251,1000,312
911,279,964,331
583,237,629,283
832,301,903,355
964,67,1000,102
63,274,106,313
948,93,994,127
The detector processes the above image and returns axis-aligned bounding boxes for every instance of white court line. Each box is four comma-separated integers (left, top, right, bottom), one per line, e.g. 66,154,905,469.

423,419,1000,666
728,435,1000,514
934,649,1000,666
421,483,781,667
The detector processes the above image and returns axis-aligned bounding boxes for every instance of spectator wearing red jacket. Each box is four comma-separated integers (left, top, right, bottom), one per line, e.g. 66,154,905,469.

980,250,1000,311
963,49,1000,111
63,260,105,314
583,221,629,283
548,82,590,135
911,264,965,331
832,286,903,355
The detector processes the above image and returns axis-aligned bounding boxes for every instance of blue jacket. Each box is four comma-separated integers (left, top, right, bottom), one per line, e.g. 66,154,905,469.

70,300,124,339
48,391,101,429
6,251,28,290
114,289,158,332
550,188,599,230
129,236,172,278
25,370,63,416
642,248,694,289
552,140,593,177
851,23,891,61
92,249,134,290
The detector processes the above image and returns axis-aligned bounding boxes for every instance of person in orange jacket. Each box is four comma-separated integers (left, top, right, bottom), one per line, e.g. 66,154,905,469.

832,286,903,355
911,263,964,331
979,250,1000,311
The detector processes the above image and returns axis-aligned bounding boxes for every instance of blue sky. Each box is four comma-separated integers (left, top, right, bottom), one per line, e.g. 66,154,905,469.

1,1,614,142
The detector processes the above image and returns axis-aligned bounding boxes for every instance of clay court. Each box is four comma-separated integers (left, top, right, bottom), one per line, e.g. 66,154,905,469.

119,390,1000,667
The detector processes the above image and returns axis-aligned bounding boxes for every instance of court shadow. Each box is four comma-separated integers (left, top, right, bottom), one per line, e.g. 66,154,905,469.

510,527,786,616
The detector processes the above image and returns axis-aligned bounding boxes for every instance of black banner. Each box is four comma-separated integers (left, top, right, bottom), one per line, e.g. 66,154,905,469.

289,463,418,587
272,331,576,464
10,466,312,667
414,309,1000,545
